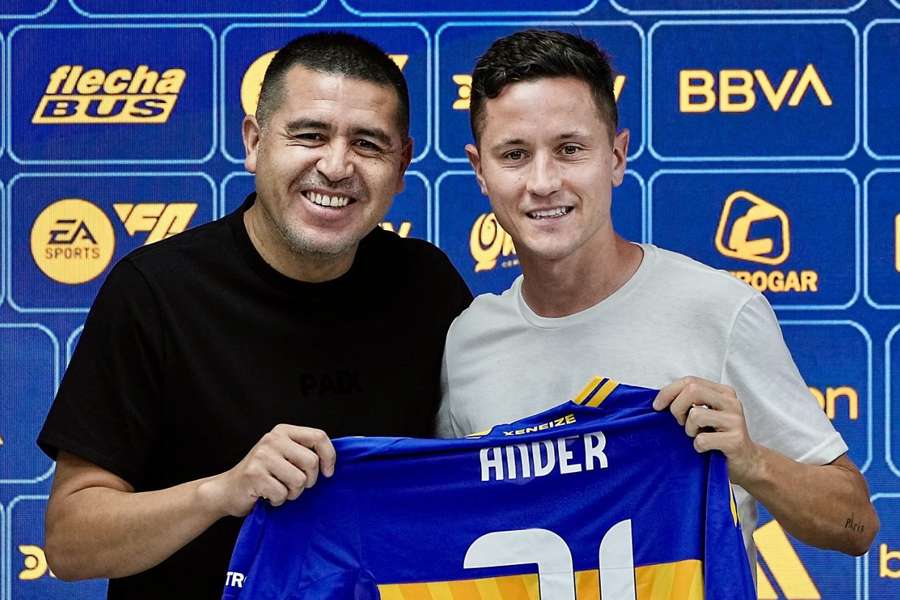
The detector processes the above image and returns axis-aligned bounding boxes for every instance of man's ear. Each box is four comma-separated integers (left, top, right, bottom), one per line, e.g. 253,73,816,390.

611,128,630,187
394,137,414,195
242,114,262,173
466,143,488,196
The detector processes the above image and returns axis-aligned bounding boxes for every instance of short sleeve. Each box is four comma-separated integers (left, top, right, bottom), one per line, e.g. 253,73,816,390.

721,294,847,465
38,258,165,489
436,351,461,439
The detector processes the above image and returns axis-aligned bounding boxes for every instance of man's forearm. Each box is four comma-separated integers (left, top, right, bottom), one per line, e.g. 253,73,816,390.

45,475,227,580
740,449,878,556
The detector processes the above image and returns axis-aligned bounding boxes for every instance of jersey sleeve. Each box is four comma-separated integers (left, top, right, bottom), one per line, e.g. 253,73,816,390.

37,258,165,489
721,293,847,465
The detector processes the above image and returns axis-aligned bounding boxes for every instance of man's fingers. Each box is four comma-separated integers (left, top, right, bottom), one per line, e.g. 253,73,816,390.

654,376,736,411
685,404,729,437
276,442,322,488
267,457,309,499
664,382,739,426
255,476,289,507
652,378,684,411
277,425,337,478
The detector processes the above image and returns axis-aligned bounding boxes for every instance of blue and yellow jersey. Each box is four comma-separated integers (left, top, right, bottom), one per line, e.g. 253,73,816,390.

222,378,754,599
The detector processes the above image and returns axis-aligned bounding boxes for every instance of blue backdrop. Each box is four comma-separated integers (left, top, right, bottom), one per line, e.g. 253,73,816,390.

0,1,898,599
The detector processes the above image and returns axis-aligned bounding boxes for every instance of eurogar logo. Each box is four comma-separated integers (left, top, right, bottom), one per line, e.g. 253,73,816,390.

715,190,790,265
715,190,818,294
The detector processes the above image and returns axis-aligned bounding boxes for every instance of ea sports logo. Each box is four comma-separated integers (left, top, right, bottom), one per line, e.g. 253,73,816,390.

30,198,115,284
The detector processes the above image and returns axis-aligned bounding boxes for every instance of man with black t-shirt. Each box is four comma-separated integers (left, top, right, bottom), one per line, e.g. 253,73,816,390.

37,33,471,599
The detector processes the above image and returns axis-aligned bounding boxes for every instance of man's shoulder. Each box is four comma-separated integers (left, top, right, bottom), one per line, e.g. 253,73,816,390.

362,227,466,286
646,244,760,306
365,227,451,264
446,279,519,337
120,215,235,279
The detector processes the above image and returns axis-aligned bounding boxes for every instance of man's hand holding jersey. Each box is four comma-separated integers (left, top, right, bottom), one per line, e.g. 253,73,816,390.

201,424,337,518
45,425,335,580
652,375,878,556
652,377,761,486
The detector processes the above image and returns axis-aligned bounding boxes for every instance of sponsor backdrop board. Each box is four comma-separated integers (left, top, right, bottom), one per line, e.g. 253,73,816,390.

0,1,897,600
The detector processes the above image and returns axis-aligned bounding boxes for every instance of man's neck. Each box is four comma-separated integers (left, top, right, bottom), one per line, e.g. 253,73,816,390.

243,205,356,283
519,235,644,318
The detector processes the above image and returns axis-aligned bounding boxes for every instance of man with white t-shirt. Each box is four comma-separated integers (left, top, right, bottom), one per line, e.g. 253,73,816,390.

437,29,877,564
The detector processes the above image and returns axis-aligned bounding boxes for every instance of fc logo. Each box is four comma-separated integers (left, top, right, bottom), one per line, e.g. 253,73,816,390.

30,198,116,285
715,190,790,266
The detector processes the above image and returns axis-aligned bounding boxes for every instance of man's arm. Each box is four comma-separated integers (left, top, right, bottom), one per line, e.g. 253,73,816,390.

653,377,878,556
45,425,336,580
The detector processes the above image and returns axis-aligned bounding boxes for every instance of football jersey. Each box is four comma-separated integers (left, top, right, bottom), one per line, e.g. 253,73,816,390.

222,378,755,599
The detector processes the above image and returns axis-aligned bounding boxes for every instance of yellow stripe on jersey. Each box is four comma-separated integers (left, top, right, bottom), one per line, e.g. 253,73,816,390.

573,376,620,408
575,569,599,599
377,560,702,599
636,560,703,600
729,485,739,527
574,376,606,405
584,378,619,408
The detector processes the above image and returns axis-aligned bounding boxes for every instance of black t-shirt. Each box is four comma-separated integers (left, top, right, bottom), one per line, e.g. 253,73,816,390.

38,194,472,599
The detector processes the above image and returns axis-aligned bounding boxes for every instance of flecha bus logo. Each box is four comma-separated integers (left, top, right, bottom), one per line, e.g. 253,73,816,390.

33,65,186,124
240,51,410,116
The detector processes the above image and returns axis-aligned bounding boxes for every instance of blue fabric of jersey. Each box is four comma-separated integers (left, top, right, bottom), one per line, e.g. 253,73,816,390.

222,382,755,599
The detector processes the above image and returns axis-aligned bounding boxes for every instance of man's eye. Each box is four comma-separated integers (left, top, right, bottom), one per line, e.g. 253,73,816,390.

562,144,580,155
504,150,525,161
294,133,324,142
355,139,381,151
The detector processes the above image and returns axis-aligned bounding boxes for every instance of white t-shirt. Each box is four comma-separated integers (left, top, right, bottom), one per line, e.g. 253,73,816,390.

438,243,847,566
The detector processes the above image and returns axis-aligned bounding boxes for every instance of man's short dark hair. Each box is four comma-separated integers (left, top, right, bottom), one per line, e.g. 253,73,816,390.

256,31,410,138
469,29,619,144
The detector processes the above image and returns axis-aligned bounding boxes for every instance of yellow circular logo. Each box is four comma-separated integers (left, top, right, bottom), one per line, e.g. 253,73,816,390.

241,50,277,116
31,198,116,285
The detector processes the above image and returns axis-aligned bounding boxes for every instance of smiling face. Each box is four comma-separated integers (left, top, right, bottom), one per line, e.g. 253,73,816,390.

467,76,628,267
243,65,411,275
